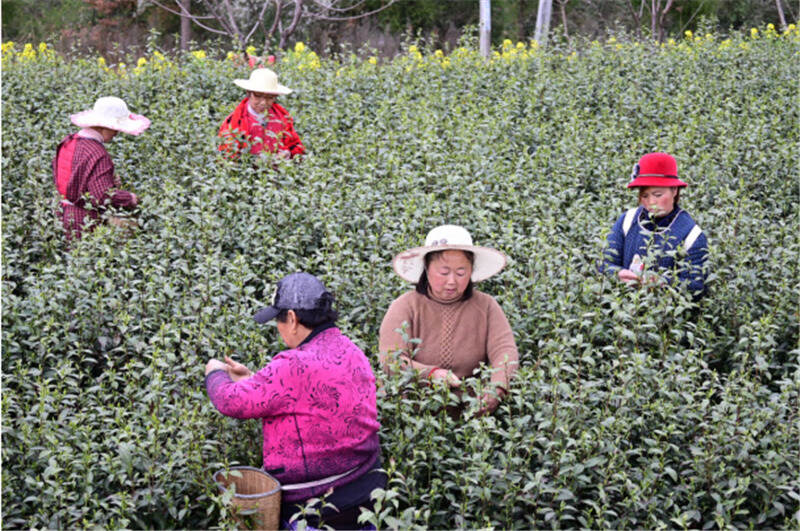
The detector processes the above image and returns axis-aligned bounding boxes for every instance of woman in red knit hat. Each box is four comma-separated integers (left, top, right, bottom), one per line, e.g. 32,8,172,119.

600,152,708,299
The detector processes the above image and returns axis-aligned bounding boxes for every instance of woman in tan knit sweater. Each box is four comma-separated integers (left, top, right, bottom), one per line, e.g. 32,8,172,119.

379,225,519,415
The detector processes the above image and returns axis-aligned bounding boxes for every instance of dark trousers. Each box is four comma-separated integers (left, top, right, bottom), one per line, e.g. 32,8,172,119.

280,457,386,530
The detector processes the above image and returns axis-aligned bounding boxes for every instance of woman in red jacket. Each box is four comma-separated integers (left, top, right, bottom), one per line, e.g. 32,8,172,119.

218,68,305,160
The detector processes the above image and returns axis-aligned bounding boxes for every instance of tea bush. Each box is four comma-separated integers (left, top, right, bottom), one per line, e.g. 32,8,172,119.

2,30,799,529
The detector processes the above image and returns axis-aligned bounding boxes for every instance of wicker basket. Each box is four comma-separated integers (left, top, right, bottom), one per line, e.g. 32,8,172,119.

213,466,281,531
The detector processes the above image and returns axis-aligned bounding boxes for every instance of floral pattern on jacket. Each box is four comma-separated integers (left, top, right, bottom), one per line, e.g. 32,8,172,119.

205,327,380,502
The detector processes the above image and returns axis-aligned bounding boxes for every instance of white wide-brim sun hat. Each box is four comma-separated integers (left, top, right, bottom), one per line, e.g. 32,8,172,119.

392,224,507,283
233,68,292,95
70,96,151,135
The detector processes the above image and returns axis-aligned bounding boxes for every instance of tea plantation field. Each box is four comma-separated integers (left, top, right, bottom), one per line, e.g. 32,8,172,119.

2,30,799,529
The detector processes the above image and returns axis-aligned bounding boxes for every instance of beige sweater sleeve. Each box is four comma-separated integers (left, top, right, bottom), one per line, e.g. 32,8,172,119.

378,292,437,374
379,293,411,356
484,296,519,390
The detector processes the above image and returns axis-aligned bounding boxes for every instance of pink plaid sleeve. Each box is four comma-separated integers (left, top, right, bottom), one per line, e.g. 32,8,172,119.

85,150,137,209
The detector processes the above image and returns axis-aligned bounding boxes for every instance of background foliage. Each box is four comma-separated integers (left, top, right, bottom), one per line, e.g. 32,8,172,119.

1,0,796,60
2,28,799,529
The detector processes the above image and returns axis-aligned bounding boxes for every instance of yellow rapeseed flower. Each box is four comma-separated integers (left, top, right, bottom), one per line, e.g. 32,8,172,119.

307,51,320,69
137,57,147,67
38,42,47,53
767,23,775,31
246,45,257,56
516,41,525,50
19,43,36,61
191,50,206,59
294,41,305,53
434,49,444,58
750,27,758,39
368,56,377,65
408,45,418,54
684,30,693,39
502,38,513,49
667,38,676,46
607,36,617,44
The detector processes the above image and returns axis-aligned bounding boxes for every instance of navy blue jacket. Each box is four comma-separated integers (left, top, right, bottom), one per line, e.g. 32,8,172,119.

600,206,708,298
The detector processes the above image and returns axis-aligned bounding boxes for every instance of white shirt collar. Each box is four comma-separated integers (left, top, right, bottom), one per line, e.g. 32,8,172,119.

77,128,105,142
247,103,266,123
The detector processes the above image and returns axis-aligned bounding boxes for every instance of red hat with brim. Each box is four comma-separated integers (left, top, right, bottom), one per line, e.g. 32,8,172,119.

627,152,688,188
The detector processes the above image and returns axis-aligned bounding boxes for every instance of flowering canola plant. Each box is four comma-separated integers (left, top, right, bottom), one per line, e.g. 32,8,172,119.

3,24,798,74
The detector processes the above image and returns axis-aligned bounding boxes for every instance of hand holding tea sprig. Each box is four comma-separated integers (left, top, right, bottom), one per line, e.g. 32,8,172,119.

427,367,461,387
618,269,663,288
204,356,253,382
224,356,253,381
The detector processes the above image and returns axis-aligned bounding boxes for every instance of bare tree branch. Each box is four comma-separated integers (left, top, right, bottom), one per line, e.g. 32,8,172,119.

626,0,642,40
245,0,272,43
306,0,369,14
146,0,216,21
677,0,715,37
657,0,675,42
147,0,232,36
221,0,244,43
306,0,396,22
265,0,281,50
201,0,237,38
279,0,303,48
147,0,398,51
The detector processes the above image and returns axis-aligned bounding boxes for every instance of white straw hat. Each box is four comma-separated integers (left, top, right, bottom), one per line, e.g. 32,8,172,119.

233,68,292,95
70,96,151,135
392,225,507,283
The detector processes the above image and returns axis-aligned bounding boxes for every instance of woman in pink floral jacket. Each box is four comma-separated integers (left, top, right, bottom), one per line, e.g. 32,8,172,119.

205,273,383,528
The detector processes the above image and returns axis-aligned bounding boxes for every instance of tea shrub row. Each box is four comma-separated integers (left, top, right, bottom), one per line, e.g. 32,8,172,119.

2,30,799,529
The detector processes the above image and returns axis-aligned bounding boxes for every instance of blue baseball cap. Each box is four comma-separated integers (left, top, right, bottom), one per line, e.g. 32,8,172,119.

253,272,330,324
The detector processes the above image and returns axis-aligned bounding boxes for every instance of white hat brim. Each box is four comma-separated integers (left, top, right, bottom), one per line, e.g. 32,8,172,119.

70,111,151,135
233,78,293,95
392,244,507,283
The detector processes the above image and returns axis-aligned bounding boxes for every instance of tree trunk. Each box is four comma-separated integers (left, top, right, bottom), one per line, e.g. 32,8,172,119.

534,0,552,46
557,0,568,40
180,0,191,51
479,0,491,59
775,0,787,30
